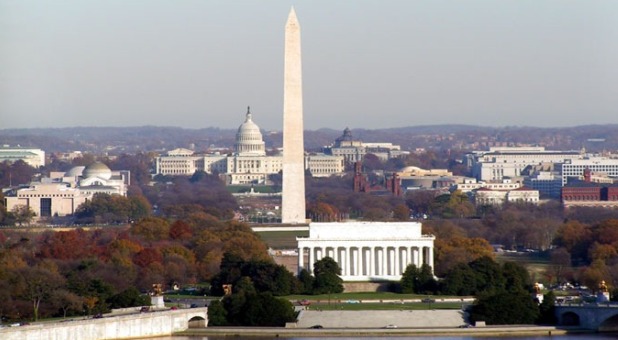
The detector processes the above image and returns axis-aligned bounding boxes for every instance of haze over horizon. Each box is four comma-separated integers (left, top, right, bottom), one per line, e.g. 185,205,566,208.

1,1,617,131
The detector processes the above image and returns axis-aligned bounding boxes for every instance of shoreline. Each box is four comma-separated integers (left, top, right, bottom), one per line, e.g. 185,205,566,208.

176,325,590,338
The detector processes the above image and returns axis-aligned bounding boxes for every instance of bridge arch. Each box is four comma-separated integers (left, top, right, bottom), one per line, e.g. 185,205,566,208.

598,313,618,332
188,315,207,328
560,311,580,326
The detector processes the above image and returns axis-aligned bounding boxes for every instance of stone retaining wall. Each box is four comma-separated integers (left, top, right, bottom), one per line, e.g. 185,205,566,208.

0,308,207,340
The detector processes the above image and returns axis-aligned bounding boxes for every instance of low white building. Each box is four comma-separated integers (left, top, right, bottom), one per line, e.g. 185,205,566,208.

297,222,435,282
557,157,618,186
4,162,129,221
324,128,407,164
474,187,540,206
466,146,581,182
0,146,45,168
305,153,345,177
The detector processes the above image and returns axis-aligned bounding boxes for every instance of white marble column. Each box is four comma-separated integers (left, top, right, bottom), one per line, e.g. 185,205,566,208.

428,247,434,270
309,247,314,274
377,248,383,276
338,247,344,276
343,247,349,276
334,247,340,268
297,247,303,274
369,247,375,276
327,247,334,259
382,247,388,276
394,247,400,275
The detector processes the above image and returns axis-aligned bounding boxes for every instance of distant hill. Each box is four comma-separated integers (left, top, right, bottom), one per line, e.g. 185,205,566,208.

1,124,618,154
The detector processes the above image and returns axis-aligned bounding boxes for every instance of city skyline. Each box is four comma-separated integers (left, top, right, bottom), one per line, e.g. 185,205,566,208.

1,1,617,131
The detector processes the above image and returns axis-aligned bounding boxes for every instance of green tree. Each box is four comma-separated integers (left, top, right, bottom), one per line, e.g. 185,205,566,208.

470,290,539,325
128,195,152,221
537,291,557,325
207,300,228,326
298,269,315,294
502,261,531,293
107,287,150,309
440,263,478,296
312,257,343,294
400,264,419,293
417,264,438,294
469,256,506,293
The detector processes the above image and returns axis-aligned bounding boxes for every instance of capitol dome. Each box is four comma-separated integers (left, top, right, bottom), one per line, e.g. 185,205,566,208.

234,107,266,156
82,161,112,180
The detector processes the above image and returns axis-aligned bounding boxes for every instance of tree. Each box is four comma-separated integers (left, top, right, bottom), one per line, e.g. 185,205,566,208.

312,257,343,294
548,247,572,285
537,291,557,325
15,266,65,321
241,292,295,326
406,190,438,216
431,190,475,219
392,204,410,221
298,269,315,294
416,264,438,294
128,195,152,221
11,205,36,226
50,290,83,318
470,290,539,325
107,287,150,309
307,202,339,222
169,220,193,240
130,217,170,242
207,300,228,326
400,264,419,293
469,256,506,294
440,263,479,296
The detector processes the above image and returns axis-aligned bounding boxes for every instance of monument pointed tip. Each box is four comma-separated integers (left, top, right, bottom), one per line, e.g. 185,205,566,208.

287,7,298,23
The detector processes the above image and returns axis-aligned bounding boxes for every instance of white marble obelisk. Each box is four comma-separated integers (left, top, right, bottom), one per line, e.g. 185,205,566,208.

282,7,306,224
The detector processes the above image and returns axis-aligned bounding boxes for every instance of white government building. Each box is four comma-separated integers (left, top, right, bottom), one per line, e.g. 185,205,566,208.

466,146,581,182
4,162,129,221
297,222,435,281
323,128,408,164
154,108,345,184
0,146,46,168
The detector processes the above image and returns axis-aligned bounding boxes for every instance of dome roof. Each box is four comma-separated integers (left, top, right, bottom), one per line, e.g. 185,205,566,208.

64,166,85,177
82,161,112,180
235,107,266,156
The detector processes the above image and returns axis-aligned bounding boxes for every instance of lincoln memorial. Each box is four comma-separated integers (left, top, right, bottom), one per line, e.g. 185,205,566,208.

297,222,435,281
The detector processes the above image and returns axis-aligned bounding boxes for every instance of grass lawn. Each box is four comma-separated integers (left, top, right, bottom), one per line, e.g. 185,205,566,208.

285,291,465,301
496,252,554,283
305,302,466,311
257,230,308,248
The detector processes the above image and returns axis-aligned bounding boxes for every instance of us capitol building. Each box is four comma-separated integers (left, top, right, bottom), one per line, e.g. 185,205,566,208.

155,108,345,185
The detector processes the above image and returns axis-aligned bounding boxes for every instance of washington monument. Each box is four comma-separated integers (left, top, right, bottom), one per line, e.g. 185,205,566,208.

282,8,306,224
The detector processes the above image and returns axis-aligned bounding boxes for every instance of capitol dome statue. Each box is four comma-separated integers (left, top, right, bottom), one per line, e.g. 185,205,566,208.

234,107,266,156
82,161,112,180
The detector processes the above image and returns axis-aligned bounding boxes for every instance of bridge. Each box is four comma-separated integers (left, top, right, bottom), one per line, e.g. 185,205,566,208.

556,304,618,331
0,307,208,340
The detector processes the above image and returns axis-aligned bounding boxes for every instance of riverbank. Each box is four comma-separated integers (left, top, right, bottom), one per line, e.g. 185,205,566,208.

177,325,583,338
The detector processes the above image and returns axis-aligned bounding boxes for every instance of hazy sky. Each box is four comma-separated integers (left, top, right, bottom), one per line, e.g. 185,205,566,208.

1,0,617,131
